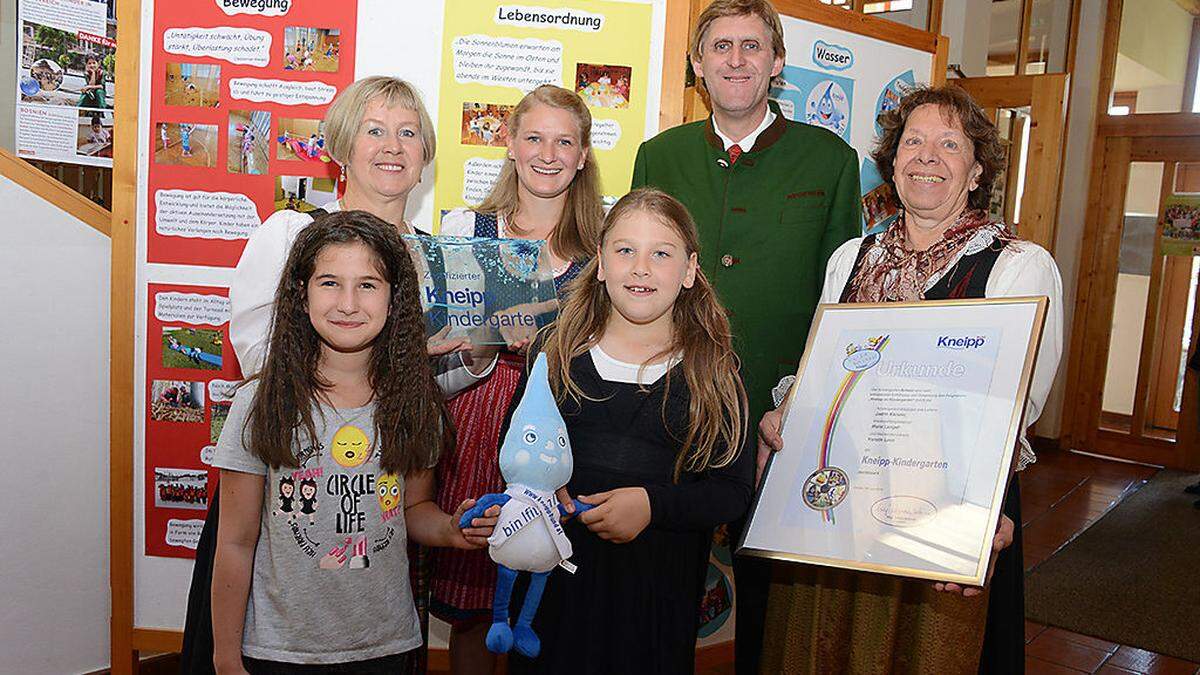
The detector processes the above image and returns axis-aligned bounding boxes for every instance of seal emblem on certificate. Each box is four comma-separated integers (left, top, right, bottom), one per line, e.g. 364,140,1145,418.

740,298,1048,586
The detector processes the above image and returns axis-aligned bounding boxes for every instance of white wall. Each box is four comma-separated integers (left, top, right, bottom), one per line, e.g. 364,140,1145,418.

1102,273,1150,414
942,0,992,76
1126,162,1165,216
0,175,111,674
0,0,17,151
1029,0,1106,439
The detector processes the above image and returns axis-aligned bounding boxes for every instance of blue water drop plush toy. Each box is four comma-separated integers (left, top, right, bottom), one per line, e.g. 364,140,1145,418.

458,352,590,658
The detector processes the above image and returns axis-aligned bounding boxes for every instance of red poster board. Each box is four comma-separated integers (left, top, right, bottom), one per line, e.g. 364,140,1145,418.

144,283,241,557
142,1,358,557
146,1,357,267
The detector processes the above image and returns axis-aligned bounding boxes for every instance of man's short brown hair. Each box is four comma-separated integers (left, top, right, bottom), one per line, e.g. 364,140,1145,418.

689,0,786,63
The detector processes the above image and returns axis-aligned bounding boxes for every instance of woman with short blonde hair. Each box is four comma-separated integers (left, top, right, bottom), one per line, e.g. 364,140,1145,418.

323,76,437,169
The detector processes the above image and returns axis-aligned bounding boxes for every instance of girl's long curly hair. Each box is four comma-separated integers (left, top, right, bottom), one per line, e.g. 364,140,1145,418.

246,210,451,475
541,188,748,478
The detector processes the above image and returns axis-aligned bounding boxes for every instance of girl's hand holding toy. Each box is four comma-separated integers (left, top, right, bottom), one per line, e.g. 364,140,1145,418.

577,487,651,543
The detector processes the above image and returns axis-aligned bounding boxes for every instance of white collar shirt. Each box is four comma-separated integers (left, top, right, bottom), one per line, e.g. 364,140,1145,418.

712,108,777,153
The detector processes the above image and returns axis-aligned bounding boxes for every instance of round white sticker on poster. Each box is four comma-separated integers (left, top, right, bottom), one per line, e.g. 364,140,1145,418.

805,80,849,138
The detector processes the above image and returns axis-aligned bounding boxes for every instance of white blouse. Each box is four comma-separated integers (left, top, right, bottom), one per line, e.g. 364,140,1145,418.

228,201,487,395
820,237,1064,470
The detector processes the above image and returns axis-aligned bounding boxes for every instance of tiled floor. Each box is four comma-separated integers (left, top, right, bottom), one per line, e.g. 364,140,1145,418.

1015,449,1198,674
697,448,1199,675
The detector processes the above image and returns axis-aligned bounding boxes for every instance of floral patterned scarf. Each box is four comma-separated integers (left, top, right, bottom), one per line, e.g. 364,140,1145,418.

842,208,1014,303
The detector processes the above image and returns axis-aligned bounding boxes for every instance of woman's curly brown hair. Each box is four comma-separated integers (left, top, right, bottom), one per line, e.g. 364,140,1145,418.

245,209,451,475
871,85,1005,212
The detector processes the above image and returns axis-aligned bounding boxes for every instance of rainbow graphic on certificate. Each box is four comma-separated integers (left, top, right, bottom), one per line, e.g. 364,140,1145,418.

801,335,889,524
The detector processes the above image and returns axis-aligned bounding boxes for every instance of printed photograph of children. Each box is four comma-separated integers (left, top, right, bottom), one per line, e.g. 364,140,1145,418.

19,20,115,108
275,175,337,213
461,102,513,147
161,326,223,371
77,110,113,158
154,122,217,168
228,110,271,175
276,118,329,162
153,468,209,510
150,380,205,424
862,182,900,233
283,27,340,73
164,62,220,108
575,63,632,109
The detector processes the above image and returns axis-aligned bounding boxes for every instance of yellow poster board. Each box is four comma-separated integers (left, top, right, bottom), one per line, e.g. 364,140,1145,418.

434,0,653,226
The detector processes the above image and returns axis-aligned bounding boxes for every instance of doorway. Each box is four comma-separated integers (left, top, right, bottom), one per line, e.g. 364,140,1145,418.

1065,127,1200,470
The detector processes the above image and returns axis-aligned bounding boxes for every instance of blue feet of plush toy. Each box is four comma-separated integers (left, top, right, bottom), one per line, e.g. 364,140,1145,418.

486,566,551,657
512,624,541,658
486,620,514,653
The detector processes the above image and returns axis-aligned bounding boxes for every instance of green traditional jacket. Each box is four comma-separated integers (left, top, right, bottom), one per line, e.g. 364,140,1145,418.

631,104,862,419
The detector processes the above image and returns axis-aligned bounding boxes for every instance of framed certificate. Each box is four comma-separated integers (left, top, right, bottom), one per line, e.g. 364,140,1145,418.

739,297,1048,586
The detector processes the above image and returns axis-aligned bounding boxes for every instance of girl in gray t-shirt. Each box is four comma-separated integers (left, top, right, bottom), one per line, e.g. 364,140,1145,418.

211,211,501,673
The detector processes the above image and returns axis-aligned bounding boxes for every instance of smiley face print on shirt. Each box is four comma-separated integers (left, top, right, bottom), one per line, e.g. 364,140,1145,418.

331,424,371,468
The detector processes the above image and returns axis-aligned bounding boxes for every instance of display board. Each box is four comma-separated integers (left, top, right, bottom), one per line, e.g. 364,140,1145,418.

433,0,658,215
16,0,116,166
771,10,936,235
118,0,673,648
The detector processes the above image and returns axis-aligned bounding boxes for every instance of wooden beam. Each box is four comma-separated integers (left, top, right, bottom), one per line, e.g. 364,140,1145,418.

773,0,939,52
659,0,691,131
0,147,111,236
131,628,183,654
1015,0,1036,75
932,34,950,86
1129,136,1200,161
110,0,141,671
927,0,944,34
1066,0,1083,75
1092,430,1180,466
955,74,1037,108
1095,0,1122,116
1019,73,1070,253
683,0,709,125
1097,113,1200,138
1064,135,1132,447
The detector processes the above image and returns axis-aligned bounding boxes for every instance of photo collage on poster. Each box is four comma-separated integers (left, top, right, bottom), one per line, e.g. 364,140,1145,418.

16,0,116,166
143,1,358,558
433,0,654,221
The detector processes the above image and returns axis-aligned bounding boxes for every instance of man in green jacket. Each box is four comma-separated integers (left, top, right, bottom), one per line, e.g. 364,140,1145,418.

630,1,861,672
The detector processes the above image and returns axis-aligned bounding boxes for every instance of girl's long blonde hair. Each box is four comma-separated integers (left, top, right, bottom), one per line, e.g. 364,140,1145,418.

541,188,747,477
477,85,603,262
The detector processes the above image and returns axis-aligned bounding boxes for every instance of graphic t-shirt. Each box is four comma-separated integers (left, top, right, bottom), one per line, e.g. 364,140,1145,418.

212,381,420,664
